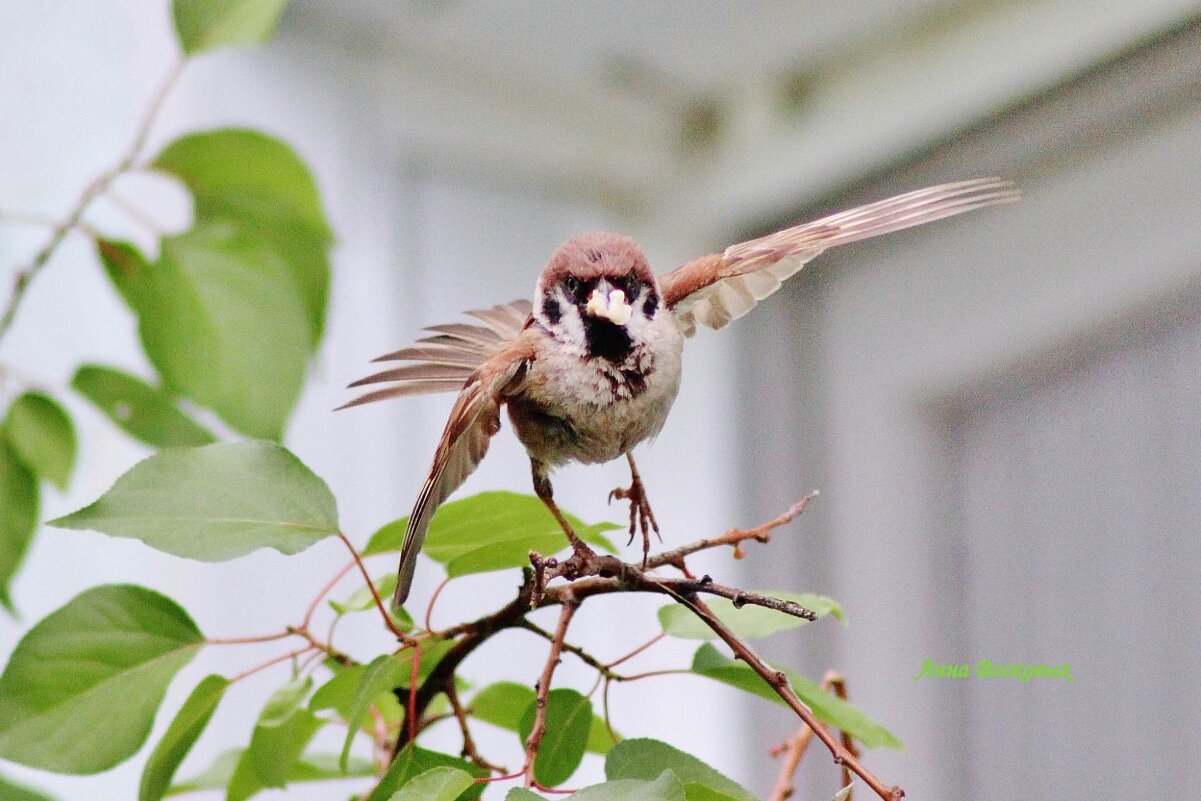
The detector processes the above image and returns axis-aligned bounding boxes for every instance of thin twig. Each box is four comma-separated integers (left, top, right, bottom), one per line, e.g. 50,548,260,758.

769,672,840,801
446,681,507,774
303,559,355,629
425,576,451,632
207,630,294,646
0,57,185,344
230,646,313,684
518,619,615,678
646,491,818,569
827,672,857,797
103,188,166,236
523,599,578,787
604,631,666,670
670,593,901,801
336,531,413,643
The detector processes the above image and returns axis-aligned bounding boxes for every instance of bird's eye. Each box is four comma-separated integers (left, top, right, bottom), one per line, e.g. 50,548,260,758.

564,276,580,293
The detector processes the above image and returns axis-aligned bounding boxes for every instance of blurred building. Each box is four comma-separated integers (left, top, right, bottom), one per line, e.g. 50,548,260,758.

2,2,1200,799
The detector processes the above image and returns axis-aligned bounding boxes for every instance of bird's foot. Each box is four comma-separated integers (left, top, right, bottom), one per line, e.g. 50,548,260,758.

609,476,661,568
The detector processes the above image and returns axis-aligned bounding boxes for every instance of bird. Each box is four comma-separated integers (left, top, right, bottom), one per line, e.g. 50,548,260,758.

341,177,1019,605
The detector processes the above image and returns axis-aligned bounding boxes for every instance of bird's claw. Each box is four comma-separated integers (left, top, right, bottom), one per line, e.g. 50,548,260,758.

609,476,661,567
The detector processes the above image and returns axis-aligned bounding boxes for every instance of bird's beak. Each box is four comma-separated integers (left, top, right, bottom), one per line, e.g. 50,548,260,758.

585,285,632,326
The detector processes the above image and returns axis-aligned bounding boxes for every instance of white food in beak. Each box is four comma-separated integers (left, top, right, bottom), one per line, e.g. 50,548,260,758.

585,288,632,325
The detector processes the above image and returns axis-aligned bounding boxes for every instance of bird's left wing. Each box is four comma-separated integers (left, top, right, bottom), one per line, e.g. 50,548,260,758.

392,336,534,605
337,299,532,410
659,177,1019,335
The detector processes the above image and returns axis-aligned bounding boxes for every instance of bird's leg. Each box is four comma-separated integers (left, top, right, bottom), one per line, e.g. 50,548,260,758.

532,461,597,574
609,452,661,567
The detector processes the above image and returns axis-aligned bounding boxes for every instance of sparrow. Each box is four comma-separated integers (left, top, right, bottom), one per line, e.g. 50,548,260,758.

342,178,1019,605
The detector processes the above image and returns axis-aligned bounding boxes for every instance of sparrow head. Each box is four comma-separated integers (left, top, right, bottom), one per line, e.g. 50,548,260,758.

535,232,661,360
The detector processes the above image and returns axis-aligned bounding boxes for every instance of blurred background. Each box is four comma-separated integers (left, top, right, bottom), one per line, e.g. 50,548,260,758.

2,2,1200,799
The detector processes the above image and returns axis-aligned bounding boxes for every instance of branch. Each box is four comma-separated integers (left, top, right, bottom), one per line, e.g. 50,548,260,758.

0,57,184,344
386,494,903,800
769,671,850,801
670,593,901,801
335,531,414,644
523,599,578,787
646,490,818,569
446,681,507,774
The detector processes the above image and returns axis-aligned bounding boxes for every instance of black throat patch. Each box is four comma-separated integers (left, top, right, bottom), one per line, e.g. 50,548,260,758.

583,317,633,361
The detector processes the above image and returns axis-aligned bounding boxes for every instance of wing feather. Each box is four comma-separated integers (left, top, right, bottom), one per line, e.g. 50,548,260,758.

660,177,1019,335
393,339,533,605
341,299,531,407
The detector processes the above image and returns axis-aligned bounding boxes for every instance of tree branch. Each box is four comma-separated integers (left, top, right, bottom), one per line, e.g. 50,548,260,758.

0,57,184,344
523,599,578,787
386,494,902,801
669,593,901,801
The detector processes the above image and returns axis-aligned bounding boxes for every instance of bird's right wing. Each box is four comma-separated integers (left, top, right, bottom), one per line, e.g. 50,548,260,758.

392,335,534,605
659,178,1019,335
337,299,532,410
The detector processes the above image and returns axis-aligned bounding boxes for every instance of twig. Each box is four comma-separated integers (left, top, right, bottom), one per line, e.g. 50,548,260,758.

425,576,451,631
446,681,507,774
336,531,413,643
387,495,901,799
518,619,615,678
604,631,665,670
207,630,294,645
103,188,166,236
0,57,184,344
828,672,857,797
303,559,355,629
670,593,901,801
523,599,578,787
768,672,840,801
230,646,313,684
646,491,818,568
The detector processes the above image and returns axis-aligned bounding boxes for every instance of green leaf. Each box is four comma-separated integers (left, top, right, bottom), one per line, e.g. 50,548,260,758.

605,739,755,801
98,229,310,440
49,441,338,561
167,750,373,796
681,786,741,801
0,585,203,773
0,771,56,801
364,745,485,801
140,674,228,801
152,128,331,344
504,791,544,801
388,766,475,801
468,681,535,731
172,0,289,54
310,661,400,733
586,714,618,756
570,772,685,801
338,642,451,771
657,592,844,640
517,688,592,787
231,677,324,797
690,644,902,750
72,365,216,448
3,393,76,490
363,492,618,579
469,681,613,756
328,574,415,632
0,440,38,612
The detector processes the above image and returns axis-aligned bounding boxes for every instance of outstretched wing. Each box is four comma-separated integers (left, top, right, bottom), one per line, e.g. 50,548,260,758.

337,299,532,410
393,337,534,605
659,178,1019,335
